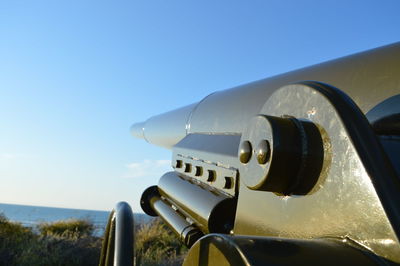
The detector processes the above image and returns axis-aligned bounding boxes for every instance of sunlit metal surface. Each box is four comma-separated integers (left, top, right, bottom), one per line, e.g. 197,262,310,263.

234,83,400,262
172,133,241,196
133,43,400,265
132,43,400,150
158,172,236,234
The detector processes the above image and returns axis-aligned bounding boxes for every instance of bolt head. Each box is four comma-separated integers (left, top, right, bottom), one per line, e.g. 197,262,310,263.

239,141,252,164
256,140,270,164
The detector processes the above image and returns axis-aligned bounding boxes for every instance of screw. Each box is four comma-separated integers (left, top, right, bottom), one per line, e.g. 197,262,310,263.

239,141,252,164
256,140,270,164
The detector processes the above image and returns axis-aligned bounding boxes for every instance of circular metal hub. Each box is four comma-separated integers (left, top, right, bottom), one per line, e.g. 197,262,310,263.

238,114,323,195
239,115,302,193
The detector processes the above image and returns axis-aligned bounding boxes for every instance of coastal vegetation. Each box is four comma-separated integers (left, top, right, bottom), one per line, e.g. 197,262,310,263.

136,218,187,266
0,213,186,265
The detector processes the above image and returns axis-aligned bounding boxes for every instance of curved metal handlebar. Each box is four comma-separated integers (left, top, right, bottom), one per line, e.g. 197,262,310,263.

99,202,134,266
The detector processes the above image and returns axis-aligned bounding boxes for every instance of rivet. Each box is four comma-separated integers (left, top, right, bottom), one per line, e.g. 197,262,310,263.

239,141,252,164
256,140,270,164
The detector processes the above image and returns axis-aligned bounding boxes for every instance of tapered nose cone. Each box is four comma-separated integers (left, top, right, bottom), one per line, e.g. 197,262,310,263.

131,122,145,139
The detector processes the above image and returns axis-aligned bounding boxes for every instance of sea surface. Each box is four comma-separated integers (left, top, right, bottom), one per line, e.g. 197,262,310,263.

0,203,152,236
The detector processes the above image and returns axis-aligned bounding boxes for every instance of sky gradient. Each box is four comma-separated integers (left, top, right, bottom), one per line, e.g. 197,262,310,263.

0,1,399,212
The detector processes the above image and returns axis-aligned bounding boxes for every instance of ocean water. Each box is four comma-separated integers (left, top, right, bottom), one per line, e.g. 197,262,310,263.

0,203,151,236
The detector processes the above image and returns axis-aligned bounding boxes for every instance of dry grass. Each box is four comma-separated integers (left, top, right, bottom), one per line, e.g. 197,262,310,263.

135,218,187,266
38,219,94,237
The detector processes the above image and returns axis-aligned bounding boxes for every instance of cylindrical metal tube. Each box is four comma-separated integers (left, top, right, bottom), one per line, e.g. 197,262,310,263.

157,172,236,234
140,185,203,247
131,103,196,149
152,198,202,247
153,196,189,235
132,43,400,149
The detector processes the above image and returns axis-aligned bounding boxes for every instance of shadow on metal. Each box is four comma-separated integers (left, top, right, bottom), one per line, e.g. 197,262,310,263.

99,202,134,266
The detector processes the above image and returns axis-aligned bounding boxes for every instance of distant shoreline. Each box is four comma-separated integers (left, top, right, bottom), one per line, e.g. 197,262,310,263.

0,202,110,212
0,202,152,237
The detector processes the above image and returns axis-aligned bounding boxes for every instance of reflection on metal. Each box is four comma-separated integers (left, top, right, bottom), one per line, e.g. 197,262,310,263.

183,234,390,266
239,140,252,164
131,103,197,149
99,202,134,266
238,115,323,194
140,186,203,247
133,43,400,264
235,82,400,262
157,172,237,234
132,43,400,150
255,139,270,165
172,134,240,196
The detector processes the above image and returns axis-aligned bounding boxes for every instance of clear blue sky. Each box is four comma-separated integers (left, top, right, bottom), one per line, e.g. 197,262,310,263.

0,1,399,212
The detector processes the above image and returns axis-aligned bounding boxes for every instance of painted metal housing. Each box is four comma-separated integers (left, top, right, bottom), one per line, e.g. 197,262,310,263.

133,42,400,264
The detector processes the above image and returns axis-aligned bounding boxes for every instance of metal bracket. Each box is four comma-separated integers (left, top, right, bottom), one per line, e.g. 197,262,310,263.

172,133,241,197
235,82,400,263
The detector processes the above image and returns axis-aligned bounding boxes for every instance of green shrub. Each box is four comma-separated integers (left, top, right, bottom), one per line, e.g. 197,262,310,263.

0,214,36,265
0,214,101,266
15,233,102,266
38,219,94,237
0,214,188,265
